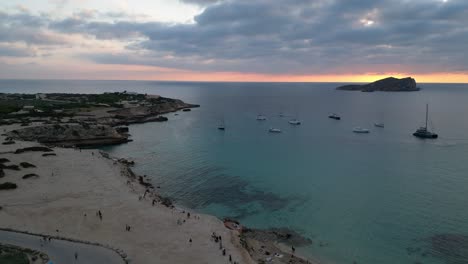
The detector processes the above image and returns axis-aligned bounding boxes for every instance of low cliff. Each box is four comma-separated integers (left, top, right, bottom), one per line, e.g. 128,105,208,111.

7,124,130,147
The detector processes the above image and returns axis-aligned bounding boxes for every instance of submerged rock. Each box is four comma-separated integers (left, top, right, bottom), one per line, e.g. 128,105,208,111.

430,234,468,263
242,227,312,247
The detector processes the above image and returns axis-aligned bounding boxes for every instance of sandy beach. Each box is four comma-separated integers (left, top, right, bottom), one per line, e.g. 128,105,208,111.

0,124,255,264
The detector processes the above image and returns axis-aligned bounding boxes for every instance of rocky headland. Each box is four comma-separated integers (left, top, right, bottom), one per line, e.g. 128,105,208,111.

336,77,420,92
0,92,199,147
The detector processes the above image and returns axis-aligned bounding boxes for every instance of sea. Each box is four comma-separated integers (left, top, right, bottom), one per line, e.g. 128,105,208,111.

2,79,468,264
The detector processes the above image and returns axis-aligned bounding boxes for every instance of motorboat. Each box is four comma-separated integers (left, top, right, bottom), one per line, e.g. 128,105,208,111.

328,113,341,120
288,119,301,125
353,127,370,133
268,128,282,133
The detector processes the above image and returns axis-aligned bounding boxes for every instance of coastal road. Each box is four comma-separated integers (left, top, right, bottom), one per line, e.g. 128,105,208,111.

0,230,125,264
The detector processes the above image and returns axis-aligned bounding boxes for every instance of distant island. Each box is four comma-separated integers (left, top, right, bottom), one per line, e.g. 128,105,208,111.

336,77,420,92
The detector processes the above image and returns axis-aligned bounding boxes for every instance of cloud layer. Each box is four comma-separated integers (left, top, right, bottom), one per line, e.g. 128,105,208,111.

1,0,468,77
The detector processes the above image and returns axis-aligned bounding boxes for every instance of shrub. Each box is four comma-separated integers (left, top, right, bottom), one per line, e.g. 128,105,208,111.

0,182,17,190
22,174,39,179
20,162,36,168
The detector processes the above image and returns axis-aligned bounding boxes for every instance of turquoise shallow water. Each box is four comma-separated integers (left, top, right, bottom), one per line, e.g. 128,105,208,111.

2,80,468,264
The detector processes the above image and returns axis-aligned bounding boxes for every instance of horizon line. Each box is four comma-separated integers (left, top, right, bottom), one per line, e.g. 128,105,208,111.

1,77,467,85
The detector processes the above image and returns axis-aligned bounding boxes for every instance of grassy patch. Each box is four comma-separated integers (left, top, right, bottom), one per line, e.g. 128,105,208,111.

0,247,29,264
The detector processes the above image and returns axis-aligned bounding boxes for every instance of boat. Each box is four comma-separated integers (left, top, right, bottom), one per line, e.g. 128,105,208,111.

353,127,370,133
268,128,281,133
328,113,341,120
413,104,438,139
218,117,225,130
256,115,267,121
374,123,384,128
288,119,301,125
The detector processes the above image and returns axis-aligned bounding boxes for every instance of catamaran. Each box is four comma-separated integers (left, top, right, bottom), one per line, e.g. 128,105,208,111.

256,115,267,121
413,104,438,139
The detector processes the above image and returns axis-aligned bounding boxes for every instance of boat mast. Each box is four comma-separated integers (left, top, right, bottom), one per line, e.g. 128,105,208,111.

425,104,428,129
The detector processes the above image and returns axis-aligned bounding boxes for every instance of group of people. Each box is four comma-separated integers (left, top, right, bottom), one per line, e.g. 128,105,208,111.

211,232,239,264
39,235,52,247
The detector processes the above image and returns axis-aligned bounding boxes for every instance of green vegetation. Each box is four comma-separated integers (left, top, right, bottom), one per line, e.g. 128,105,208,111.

0,92,149,116
0,182,17,190
0,100,21,114
0,245,31,264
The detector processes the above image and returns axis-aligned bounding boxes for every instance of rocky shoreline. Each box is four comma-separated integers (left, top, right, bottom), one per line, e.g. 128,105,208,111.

105,152,316,264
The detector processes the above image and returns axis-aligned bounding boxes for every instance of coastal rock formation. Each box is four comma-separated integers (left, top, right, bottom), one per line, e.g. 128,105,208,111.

336,77,419,92
106,97,198,126
7,124,130,147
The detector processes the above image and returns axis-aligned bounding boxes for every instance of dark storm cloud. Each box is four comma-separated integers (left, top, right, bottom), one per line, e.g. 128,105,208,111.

2,0,468,74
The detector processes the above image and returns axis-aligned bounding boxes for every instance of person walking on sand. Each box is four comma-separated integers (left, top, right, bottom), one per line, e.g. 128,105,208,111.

75,252,78,260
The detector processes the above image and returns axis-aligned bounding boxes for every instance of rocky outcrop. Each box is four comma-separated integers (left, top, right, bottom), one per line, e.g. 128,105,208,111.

7,124,130,147
337,77,420,92
106,97,199,126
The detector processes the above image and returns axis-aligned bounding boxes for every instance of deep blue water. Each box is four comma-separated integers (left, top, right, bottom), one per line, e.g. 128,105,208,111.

2,80,468,264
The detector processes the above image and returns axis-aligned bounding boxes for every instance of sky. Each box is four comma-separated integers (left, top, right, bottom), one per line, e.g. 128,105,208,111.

0,0,468,83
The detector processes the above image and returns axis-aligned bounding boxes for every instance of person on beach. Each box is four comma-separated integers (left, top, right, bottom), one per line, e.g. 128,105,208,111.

189,238,192,244
74,252,78,260
222,248,226,256
187,212,190,218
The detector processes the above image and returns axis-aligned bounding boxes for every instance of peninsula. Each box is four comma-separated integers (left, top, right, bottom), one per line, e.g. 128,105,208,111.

0,92,198,147
336,77,420,92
